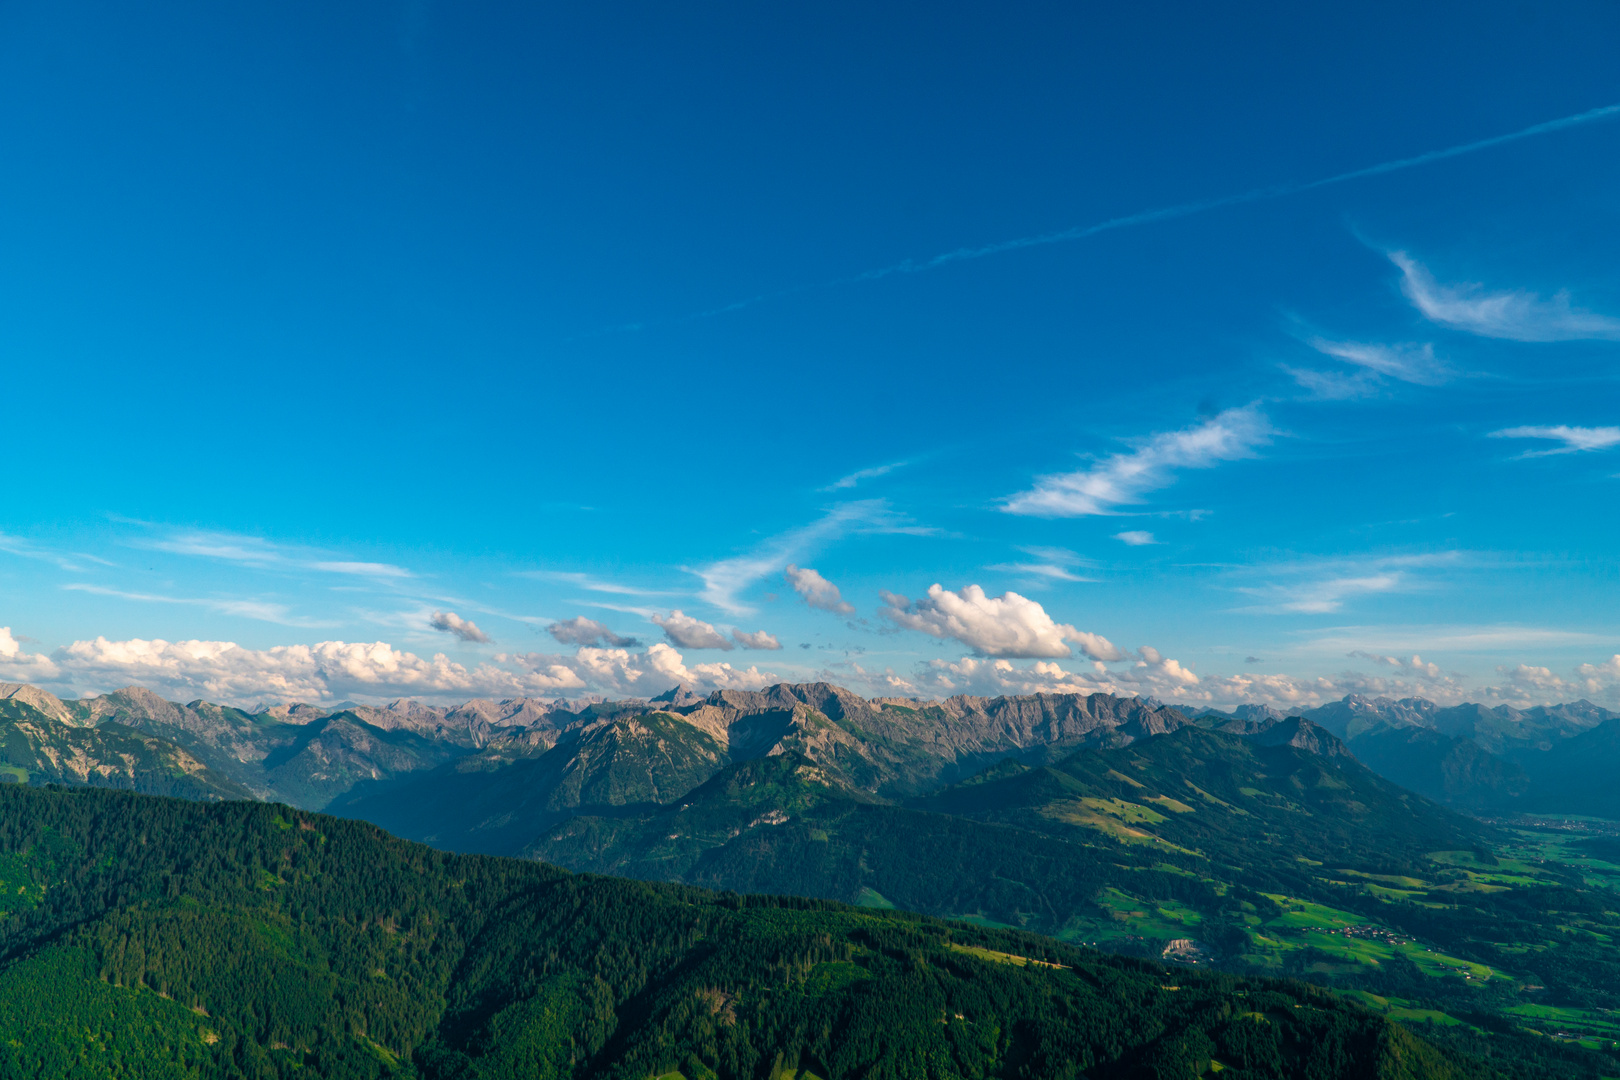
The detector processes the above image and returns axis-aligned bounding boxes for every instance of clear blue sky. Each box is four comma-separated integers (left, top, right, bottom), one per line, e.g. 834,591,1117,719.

3,1,1618,708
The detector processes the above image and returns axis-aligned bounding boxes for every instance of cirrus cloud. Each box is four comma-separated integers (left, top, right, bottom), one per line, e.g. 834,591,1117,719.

1392,251,1620,342
1002,406,1271,517
1489,424,1620,457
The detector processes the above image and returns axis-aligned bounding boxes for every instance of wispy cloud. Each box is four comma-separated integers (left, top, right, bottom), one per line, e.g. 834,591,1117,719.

0,532,113,572
1114,531,1159,546
1230,553,1462,615
1489,424,1620,456
1392,252,1620,342
695,501,932,615
1308,337,1452,385
520,571,676,596
1002,406,1271,518
594,102,1620,333
1282,366,1379,401
145,530,413,579
61,583,331,627
985,546,1098,583
821,461,906,491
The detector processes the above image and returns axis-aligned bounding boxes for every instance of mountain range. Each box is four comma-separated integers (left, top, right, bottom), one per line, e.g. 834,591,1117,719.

7,677,1620,1074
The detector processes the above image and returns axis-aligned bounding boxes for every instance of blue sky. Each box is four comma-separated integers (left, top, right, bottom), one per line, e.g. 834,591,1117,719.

3,1,1618,708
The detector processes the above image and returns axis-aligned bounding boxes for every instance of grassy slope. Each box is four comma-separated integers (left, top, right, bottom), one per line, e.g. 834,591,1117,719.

527,729,1620,1077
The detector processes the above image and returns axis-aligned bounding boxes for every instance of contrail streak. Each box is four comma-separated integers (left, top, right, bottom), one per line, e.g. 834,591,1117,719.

595,101,1620,335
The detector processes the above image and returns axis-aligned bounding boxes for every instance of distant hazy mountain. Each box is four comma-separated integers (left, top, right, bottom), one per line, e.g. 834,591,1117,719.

1520,717,1620,817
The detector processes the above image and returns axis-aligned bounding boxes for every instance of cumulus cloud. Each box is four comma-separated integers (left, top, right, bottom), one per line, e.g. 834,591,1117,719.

1489,424,1620,456
0,627,782,707
429,610,491,643
1307,337,1452,386
911,645,1198,701
1501,655,1620,707
510,643,777,698
1002,406,1271,517
1348,651,1444,679
1392,251,1620,342
651,611,733,650
546,616,640,648
0,627,60,683
40,637,579,704
1114,531,1158,546
784,565,856,615
880,584,1123,660
731,629,782,650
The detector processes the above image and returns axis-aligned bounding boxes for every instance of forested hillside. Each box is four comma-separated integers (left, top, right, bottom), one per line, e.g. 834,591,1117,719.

0,784,1481,1080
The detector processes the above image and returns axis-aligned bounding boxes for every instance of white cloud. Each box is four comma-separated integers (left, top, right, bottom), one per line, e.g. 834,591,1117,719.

429,611,491,644
0,627,60,683
822,462,905,491
880,583,1124,660
1347,651,1443,679
40,637,577,704
731,629,782,650
652,611,733,650
913,646,1198,701
784,564,856,615
0,628,780,706
1114,531,1159,546
1392,251,1620,342
0,532,105,572
1308,337,1452,386
1283,366,1380,401
511,643,777,698
1238,574,1402,615
521,571,675,596
1489,424,1620,456
148,530,413,579
1231,553,1460,615
985,546,1097,583
547,616,640,648
1002,406,1271,517
696,502,930,615
61,583,329,628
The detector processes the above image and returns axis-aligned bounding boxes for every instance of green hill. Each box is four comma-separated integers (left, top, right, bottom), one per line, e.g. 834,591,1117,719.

0,783,1481,1080
527,725,1620,1076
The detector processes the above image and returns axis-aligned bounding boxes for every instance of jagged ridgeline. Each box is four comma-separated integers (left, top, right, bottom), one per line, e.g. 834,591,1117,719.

0,785,1478,1080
